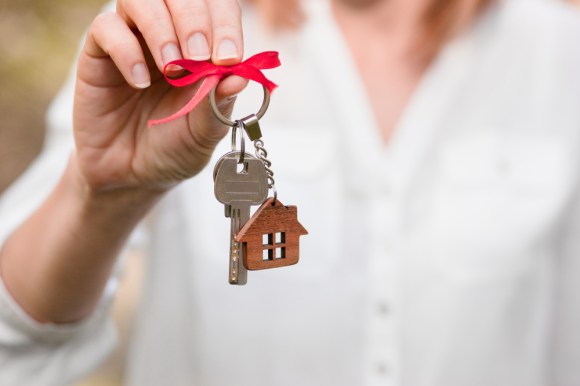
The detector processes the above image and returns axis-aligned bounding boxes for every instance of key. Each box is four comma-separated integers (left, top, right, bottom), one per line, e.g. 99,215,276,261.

214,152,268,284
214,151,268,284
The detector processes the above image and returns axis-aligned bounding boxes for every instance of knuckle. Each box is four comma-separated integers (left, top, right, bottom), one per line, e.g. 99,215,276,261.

210,0,241,24
109,39,135,55
212,23,241,40
140,13,171,33
213,0,242,14
176,3,208,18
92,11,116,30
173,9,211,35
122,0,171,32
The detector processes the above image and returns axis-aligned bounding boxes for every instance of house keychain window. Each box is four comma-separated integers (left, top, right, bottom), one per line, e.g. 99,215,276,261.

262,233,286,260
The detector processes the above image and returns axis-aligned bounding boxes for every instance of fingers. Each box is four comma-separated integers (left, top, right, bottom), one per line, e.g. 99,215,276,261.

117,0,182,72
167,0,212,61
206,0,244,65
84,12,151,89
117,0,243,72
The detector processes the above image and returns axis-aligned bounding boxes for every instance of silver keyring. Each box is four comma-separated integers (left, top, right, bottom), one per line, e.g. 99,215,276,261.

233,121,245,164
231,123,245,153
209,84,270,127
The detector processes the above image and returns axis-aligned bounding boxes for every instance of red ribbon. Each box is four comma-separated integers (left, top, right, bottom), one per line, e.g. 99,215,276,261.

147,51,280,127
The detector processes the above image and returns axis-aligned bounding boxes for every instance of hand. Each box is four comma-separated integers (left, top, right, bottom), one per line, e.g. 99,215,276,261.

73,0,247,193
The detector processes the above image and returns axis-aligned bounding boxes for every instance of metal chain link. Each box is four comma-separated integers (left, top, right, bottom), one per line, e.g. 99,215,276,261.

253,139,277,202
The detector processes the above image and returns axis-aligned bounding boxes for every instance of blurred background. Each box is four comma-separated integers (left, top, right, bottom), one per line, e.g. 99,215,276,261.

3,0,580,195
0,2,140,385
0,0,106,193
1,0,580,385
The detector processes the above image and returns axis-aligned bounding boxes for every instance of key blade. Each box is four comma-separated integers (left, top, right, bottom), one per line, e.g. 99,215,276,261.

214,151,268,285
228,204,251,285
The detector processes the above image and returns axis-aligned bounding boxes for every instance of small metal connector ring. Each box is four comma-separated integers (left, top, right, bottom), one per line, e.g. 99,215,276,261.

230,122,246,164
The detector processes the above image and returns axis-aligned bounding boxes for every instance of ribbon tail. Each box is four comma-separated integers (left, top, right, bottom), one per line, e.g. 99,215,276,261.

240,66,278,93
148,75,221,128
243,51,281,69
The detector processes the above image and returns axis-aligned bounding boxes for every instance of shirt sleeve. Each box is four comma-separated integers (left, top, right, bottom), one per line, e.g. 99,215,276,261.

0,61,119,385
0,277,117,386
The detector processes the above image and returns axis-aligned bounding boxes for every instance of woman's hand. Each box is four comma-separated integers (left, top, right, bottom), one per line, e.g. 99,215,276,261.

73,0,247,193
0,1,251,324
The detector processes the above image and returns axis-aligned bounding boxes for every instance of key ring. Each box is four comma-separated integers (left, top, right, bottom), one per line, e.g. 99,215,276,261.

232,121,246,164
209,84,271,127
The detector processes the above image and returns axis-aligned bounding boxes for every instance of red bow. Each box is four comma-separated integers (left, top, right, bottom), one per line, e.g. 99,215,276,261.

148,51,280,127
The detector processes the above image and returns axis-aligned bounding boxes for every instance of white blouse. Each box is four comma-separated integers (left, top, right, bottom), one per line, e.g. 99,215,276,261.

2,0,580,385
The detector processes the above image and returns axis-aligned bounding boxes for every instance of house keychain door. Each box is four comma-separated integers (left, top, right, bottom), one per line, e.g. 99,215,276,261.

210,86,308,285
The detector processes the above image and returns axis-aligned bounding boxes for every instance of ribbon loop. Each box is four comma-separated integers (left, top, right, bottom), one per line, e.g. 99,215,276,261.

148,51,280,127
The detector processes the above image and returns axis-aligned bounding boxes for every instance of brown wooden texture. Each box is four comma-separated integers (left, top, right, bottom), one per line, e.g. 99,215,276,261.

235,197,308,270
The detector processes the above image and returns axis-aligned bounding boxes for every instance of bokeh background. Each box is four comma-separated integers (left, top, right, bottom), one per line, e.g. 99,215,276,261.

1,0,580,385
0,2,141,385
0,0,106,193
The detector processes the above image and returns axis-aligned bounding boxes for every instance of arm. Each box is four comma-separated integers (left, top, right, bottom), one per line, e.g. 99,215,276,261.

0,0,247,324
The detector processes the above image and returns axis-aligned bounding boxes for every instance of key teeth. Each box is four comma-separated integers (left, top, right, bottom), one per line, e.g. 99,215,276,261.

229,239,248,285
229,276,248,285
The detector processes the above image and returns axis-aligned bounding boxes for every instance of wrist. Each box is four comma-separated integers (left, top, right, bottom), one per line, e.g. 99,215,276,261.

67,152,168,210
0,155,166,324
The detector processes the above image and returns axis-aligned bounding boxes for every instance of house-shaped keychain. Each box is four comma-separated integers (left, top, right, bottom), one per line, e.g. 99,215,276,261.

235,197,308,270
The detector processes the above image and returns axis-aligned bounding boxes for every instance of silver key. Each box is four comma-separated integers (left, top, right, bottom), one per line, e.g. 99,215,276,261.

214,151,268,284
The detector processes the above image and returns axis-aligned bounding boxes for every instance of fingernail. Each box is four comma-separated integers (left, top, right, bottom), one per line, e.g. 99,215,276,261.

216,39,238,61
161,42,181,66
131,63,150,89
165,63,184,78
188,32,210,61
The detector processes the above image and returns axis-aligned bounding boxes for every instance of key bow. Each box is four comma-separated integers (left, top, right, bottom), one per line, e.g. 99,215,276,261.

148,51,281,127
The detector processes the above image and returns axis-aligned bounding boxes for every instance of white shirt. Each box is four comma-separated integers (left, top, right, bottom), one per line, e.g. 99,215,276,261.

2,0,580,385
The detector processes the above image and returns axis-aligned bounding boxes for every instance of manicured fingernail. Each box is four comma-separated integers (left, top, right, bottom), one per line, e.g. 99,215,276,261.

188,32,210,61
161,42,181,66
216,39,238,61
131,63,150,89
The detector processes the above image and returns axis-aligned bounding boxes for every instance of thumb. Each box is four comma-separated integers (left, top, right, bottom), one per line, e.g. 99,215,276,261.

186,76,249,152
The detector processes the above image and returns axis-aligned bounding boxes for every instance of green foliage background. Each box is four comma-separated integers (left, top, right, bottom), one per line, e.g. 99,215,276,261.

0,0,107,192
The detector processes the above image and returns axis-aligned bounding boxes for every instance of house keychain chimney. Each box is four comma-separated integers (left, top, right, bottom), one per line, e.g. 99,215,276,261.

210,86,308,285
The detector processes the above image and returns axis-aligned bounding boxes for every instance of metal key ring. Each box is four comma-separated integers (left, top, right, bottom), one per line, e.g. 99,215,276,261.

209,84,270,127
231,121,246,164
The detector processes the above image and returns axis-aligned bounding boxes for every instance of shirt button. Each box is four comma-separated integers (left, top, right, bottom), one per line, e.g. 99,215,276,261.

377,302,389,316
375,362,389,375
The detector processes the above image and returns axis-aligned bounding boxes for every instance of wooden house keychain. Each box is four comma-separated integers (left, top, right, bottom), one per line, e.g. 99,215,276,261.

146,51,305,285
210,86,308,285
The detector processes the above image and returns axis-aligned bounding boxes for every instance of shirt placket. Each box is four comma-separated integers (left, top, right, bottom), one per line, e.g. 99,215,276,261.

364,154,402,386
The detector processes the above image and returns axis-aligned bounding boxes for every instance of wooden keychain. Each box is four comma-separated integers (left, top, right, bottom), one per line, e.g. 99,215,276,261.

209,87,308,282
146,50,306,284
